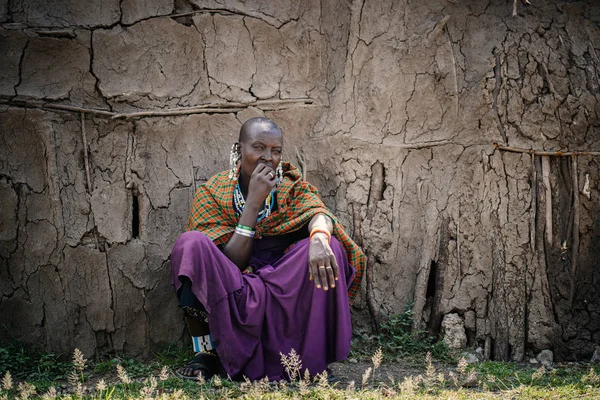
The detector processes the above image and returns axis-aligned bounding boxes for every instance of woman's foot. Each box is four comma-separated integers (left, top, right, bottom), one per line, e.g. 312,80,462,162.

177,351,222,380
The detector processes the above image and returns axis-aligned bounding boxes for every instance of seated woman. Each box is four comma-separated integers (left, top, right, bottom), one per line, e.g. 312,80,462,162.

171,117,365,381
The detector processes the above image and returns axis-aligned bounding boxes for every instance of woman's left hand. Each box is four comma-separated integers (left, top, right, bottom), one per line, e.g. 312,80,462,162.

308,233,338,291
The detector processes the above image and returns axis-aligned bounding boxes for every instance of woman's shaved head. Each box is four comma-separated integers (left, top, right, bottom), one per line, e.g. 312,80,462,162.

239,117,282,143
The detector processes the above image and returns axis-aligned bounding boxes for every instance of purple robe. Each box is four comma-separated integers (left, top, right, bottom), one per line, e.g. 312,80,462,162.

171,230,355,381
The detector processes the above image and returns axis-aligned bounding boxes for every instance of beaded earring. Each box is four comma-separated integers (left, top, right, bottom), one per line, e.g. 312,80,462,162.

275,161,283,184
228,143,241,180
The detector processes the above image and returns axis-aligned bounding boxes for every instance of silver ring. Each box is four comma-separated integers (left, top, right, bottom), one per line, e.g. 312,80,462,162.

268,172,275,179
318,266,326,269
326,266,333,270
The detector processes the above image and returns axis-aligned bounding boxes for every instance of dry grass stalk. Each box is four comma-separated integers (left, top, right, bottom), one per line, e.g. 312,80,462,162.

195,371,206,385
362,367,372,387
140,376,158,398
40,386,57,400
398,375,417,395
96,379,107,392
1,372,12,390
372,347,383,370
159,366,169,381
17,382,36,400
582,368,600,384
316,370,328,388
116,364,132,385
457,357,468,375
279,349,302,381
426,352,437,381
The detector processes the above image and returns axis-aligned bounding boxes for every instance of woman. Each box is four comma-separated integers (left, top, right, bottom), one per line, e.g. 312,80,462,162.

171,117,365,381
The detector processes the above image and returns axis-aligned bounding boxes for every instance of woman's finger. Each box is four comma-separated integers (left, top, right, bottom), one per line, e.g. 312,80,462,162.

330,253,339,281
326,263,336,289
318,265,328,290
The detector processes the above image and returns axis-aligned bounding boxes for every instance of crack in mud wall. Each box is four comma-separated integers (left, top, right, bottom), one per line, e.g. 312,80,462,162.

0,0,599,360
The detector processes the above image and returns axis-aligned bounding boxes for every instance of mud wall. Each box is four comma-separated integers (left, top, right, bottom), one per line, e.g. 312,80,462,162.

0,0,599,361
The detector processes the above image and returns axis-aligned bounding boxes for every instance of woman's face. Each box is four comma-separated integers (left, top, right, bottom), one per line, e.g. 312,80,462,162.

239,125,283,180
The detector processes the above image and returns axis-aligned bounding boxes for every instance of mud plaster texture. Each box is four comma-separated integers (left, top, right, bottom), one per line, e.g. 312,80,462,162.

0,0,599,362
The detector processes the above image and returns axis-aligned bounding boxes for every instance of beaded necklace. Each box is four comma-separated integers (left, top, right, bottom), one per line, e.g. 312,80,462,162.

233,183,274,222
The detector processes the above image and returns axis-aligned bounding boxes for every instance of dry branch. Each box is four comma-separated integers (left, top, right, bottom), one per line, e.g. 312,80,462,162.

529,154,537,252
0,98,316,120
457,201,461,277
569,156,580,308
495,143,600,157
0,99,115,117
541,156,552,246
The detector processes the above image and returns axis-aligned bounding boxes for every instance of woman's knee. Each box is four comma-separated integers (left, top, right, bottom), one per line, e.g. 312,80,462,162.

176,230,211,245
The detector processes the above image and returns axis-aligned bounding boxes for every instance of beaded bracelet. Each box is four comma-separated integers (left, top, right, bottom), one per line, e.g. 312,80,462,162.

310,227,331,243
234,225,255,238
237,224,255,232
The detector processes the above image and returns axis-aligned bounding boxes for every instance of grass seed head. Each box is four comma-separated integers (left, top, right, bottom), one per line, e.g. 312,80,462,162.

116,364,132,385
159,366,169,381
372,347,383,370
40,386,57,400
196,371,206,385
532,366,546,380
17,382,36,400
582,367,600,384
72,348,87,372
1,371,12,391
362,367,372,387
316,370,329,388
457,357,468,375
398,376,416,395
280,349,302,381
212,375,222,387
96,379,107,392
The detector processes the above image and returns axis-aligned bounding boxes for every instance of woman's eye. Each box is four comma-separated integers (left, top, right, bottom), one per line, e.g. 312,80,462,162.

254,146,263,151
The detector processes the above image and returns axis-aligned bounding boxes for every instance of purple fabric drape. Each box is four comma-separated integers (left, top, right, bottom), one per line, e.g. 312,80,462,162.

171,231,355,381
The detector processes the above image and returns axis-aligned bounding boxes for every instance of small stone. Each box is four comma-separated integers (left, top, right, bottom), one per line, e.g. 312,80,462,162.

529,358,539,364
348,358,358,364
475,347,484,355
462,352,481,364
591,345,600,363
441,313,468,349
536,350,553,365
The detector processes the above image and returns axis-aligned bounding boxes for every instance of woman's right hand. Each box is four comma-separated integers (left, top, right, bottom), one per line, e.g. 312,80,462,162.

245,164,277,207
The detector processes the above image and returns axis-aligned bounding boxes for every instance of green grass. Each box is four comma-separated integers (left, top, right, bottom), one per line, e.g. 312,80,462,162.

1,336,599,399
350,303,457,365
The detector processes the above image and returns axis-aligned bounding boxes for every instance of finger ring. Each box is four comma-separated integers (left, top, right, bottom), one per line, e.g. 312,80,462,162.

326,266,333,270
318,266,326,269
268,172,275,179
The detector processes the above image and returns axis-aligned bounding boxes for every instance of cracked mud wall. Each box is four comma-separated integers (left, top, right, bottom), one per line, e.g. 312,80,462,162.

0,0,599,361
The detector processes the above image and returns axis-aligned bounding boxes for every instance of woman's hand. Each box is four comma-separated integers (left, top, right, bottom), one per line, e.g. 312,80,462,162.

245,164,277,208
308,232,339,291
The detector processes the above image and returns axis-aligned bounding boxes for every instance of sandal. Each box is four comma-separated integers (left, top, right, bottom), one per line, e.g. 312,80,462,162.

177,351,222,380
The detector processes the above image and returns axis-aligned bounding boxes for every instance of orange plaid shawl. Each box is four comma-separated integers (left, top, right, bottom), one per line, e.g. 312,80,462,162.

185,162,365,303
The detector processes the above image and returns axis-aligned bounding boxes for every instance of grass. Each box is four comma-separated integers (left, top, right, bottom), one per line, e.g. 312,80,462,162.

1,340,599,399
1,312,599,399
350,303,457,365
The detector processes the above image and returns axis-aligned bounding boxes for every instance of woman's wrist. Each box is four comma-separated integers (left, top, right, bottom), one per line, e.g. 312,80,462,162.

310,227,331,243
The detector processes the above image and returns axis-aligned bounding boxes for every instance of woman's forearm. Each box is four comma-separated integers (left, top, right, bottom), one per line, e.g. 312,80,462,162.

308,213,333,235
222,203,262,269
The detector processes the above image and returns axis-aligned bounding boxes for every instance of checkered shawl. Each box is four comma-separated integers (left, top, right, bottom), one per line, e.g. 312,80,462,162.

185,162,365,303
